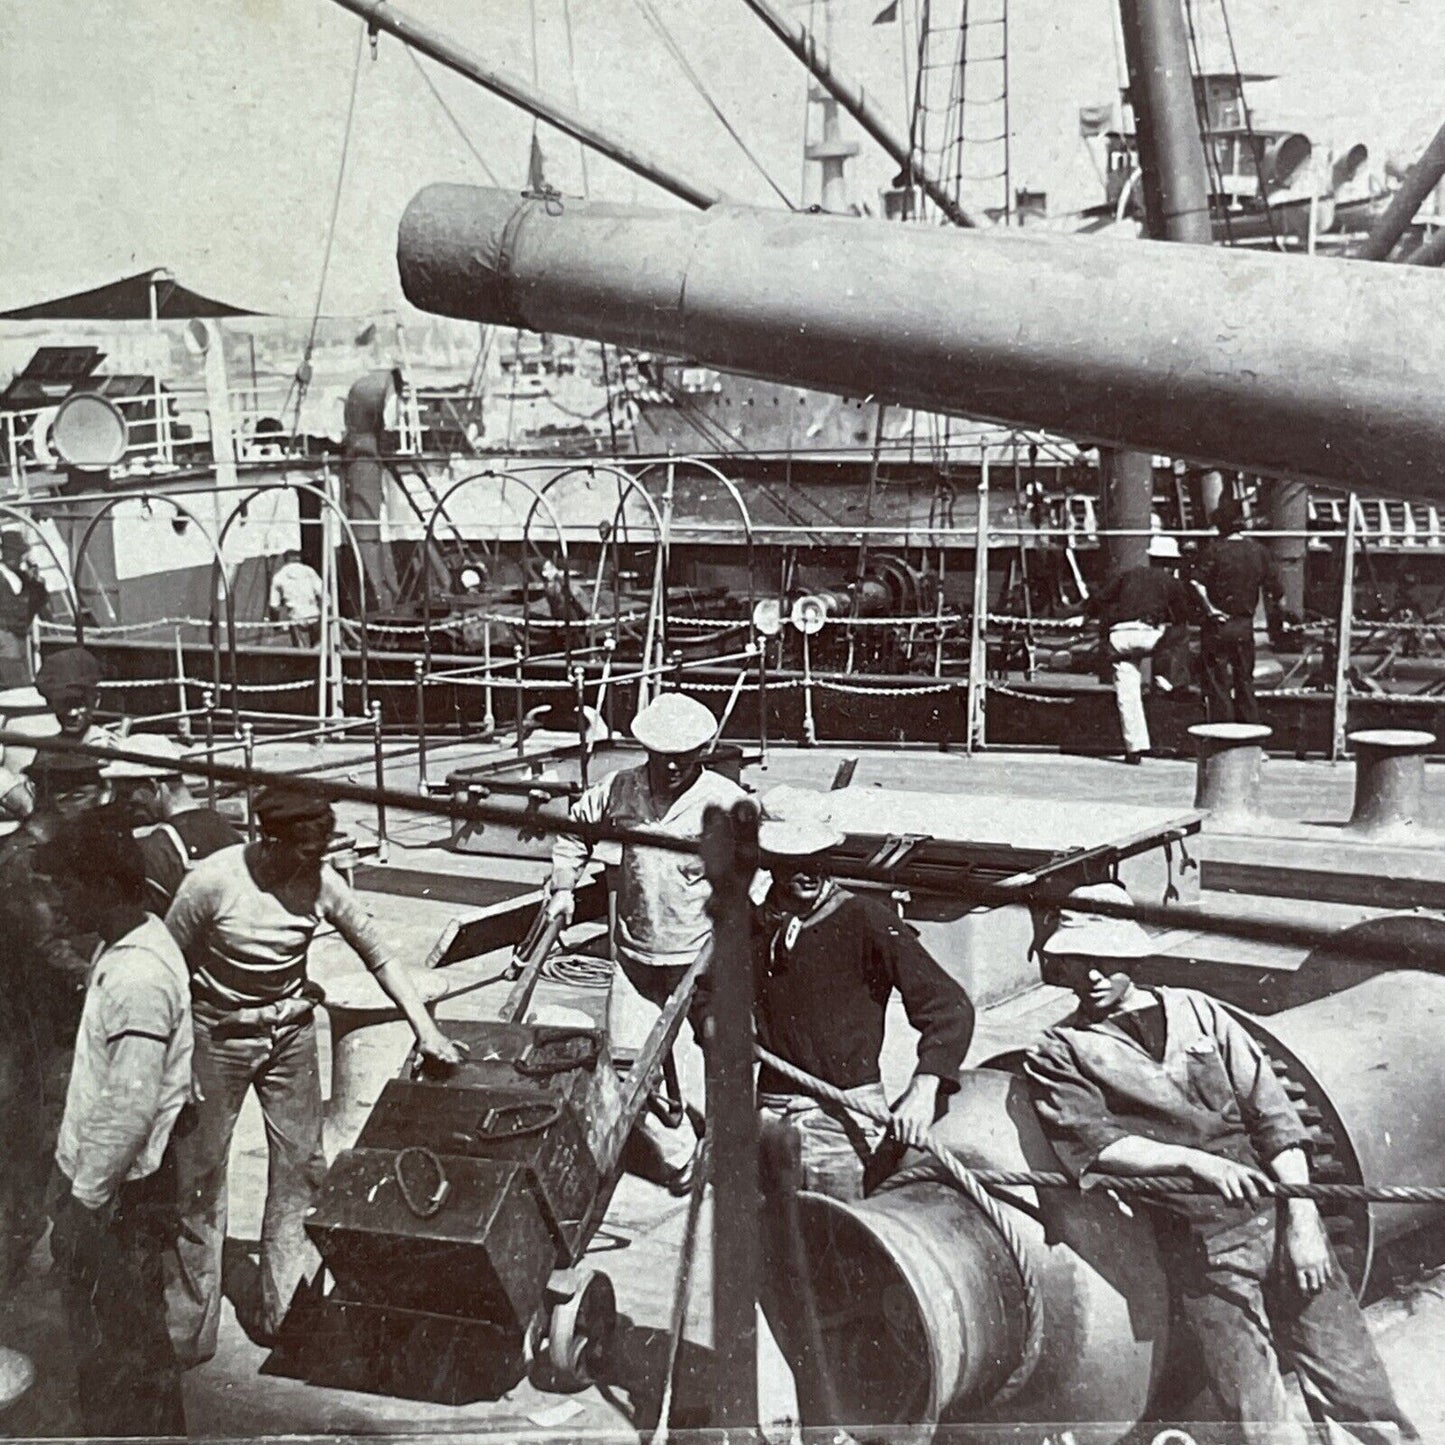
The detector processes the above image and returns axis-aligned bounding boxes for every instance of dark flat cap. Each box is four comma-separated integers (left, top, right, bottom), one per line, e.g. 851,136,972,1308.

35,648,101,704
26,749,104,783
254,786,334,832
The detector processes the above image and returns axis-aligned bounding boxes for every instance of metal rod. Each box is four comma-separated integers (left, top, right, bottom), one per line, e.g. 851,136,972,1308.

241,722,257,840
371,701,388,863
1331,493,1359,761
481,619,495,735
326,0,722,210
414,659,428,792
513,644,526,759
202,685,216,809
967,450,990,752
737,0,977,228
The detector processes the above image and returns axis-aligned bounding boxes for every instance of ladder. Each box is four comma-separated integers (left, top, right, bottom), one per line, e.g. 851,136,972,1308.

910,0,1011,227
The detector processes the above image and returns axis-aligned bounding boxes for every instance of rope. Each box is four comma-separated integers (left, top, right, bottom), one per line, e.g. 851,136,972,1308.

754,1044,1044,1402
540,953,613,990
630,0,797,210
394,1146,450,1218
291,19,365,436
752,1044,1445,1401
405,46,501,184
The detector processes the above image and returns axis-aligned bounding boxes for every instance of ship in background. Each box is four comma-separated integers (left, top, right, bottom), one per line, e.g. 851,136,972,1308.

3,0,1445,750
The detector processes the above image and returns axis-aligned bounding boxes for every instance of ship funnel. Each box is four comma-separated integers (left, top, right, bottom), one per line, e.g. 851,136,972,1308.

1260,132,1312,191
1332,142,1369,192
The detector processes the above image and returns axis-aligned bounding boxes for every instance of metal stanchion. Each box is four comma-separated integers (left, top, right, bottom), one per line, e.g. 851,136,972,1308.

240,721,256,840
413,659,428,793
514,645,526,759
371,700,389,863
967,448,991,753
1331,493,1359,762
573,666,590,787
201,684,216,809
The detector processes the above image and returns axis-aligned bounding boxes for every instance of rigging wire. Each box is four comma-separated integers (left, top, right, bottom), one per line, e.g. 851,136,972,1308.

560,0,591,196
1215,0,1281,248
630,0,797,209
1182,0,1234,247
286,19,366,439
405,45,501,184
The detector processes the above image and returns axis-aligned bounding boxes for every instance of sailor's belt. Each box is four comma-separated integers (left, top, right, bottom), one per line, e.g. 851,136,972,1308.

199,984,326,1037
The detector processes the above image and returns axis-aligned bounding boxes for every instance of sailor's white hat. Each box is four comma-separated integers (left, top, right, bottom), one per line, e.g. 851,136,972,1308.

1041,881,1154,960
630,693,718,754
758,817,845,859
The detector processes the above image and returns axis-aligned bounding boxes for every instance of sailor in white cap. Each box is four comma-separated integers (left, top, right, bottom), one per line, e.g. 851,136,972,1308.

1024,883,1416,1442
103,735,241,912
753,813,974,1200
547,691,744,1194
1080,531,1202,763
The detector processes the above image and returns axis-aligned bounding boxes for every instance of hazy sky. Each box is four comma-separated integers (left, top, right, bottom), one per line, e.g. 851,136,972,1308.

2,0,1441,317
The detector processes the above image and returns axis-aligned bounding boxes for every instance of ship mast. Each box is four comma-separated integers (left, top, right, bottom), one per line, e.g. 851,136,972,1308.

1102,0,1215,577
739,0,979,227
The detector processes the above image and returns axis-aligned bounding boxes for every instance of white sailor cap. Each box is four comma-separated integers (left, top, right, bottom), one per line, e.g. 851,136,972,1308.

1041,881,1154,960
630,693,718,755
758,817,845,860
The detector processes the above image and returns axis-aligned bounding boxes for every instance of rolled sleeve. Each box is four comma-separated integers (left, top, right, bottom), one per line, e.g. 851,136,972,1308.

1023,1038,1131,1179
1207,1001,1309,1162
551,774,612,891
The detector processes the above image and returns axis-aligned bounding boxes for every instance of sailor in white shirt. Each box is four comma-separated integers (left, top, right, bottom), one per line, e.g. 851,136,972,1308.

45,807,191,1438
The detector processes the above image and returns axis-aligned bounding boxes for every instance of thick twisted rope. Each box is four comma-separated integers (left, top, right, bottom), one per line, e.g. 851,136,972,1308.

755,1045,1045,1404
754,1045,1445,1406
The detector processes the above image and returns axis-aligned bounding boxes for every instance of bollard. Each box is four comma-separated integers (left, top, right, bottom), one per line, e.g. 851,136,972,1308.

1189,722,1272,830
1346,728,1436,842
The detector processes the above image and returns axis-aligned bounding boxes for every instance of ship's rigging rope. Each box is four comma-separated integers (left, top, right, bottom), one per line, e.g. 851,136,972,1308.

287,19,367,441
629,0,797,209
405,45,501,183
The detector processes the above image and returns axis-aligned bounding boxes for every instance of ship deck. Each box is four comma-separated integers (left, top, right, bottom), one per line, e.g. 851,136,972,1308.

5,742,1445,1438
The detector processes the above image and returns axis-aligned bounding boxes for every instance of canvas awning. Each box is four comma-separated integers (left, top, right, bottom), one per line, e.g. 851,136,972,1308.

0,269,260,321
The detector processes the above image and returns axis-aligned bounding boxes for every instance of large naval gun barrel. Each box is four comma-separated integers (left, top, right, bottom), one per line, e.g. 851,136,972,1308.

788,941,1445,1437
400,184,1445,499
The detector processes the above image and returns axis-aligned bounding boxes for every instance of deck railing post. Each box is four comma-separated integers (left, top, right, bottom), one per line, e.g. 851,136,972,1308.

967,448,991,752
1331,493,1359,762
371,701,388,864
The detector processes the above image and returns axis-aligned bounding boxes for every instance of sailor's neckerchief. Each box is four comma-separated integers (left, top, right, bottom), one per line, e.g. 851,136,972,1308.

764,879,848,974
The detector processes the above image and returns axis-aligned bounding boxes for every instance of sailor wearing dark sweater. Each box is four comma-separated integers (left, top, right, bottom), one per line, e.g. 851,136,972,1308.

753,817,975,1200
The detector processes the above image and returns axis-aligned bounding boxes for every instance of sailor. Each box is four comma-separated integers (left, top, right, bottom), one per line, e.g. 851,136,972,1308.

0,751,111,1284
43,808,191,1438
546,691,743,1194
3,646,119,780
102,733,241,912
1193,498,1287,725
753,816,975,1199
1083,532,1201,764
1023,882,1417,1443
0,531,48,687
267,549,324,647
162,786,467,1363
